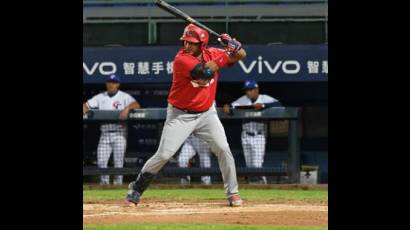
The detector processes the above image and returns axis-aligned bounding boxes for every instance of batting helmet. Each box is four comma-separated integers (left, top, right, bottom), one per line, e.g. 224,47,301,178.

180,24,209,49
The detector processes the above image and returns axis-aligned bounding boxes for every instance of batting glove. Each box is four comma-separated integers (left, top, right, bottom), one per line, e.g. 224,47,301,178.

218,33,242,55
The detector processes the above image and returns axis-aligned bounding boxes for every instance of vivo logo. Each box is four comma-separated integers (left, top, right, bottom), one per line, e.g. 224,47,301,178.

238,56,300,75
83,62,117,75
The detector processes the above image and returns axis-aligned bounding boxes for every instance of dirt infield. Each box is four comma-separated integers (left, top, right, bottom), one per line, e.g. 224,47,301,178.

83,199,328,226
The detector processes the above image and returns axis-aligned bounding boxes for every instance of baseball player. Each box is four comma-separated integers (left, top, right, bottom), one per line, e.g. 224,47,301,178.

222,80,282,184
83,75,140,185
178,134,213,185
126,24,246,207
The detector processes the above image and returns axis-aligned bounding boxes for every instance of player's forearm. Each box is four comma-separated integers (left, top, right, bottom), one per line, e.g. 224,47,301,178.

207,49,246,70
201,45,247,75
228,48,246,63
205,50,241,72
83,103,89,114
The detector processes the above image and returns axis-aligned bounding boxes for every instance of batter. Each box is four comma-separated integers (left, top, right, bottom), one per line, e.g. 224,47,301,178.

126,24,246,207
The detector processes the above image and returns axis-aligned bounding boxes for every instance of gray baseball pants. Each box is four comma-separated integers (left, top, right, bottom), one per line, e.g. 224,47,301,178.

141,103,239,198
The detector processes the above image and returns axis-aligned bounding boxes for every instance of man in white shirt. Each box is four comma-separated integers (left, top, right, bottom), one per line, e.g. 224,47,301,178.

223,80,282,184
83,75,140,185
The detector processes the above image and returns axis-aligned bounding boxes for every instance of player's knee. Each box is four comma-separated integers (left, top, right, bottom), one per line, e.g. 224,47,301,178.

221,144,231,154
213,144,233,157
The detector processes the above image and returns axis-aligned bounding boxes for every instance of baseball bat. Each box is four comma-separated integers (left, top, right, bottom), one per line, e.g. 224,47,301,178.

155,0,221,37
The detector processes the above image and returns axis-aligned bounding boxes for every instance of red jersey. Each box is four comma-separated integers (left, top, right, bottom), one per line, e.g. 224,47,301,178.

168,47,232,112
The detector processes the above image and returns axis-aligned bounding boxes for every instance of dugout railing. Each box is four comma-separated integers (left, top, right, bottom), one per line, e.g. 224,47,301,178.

83,107,301,183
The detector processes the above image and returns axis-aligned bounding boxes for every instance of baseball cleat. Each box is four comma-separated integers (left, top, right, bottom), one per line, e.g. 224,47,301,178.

228,194,243,207
125,182,141,206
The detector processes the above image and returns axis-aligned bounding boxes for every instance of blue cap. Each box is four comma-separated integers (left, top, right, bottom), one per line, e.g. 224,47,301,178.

243,79,258,90
106,74,120,83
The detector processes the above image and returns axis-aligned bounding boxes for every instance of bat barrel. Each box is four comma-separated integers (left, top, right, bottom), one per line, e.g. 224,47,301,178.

155,0,220,37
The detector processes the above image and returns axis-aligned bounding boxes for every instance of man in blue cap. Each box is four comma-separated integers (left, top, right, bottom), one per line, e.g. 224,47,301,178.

83,75,140,185
223,79,282,184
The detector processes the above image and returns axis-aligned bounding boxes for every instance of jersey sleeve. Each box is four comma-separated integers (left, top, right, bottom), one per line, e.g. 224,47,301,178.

262,95,278,104
124,93,136,107
231,96,245,108
86,94,100,109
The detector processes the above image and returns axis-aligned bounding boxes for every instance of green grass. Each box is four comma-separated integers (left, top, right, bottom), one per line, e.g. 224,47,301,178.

83,188,327,204
83,223,328,230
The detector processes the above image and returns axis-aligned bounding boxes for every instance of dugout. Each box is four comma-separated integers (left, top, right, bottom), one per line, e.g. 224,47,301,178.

83,81,328,183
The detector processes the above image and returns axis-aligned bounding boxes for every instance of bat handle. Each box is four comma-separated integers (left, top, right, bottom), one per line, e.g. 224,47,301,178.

190,20,220,37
